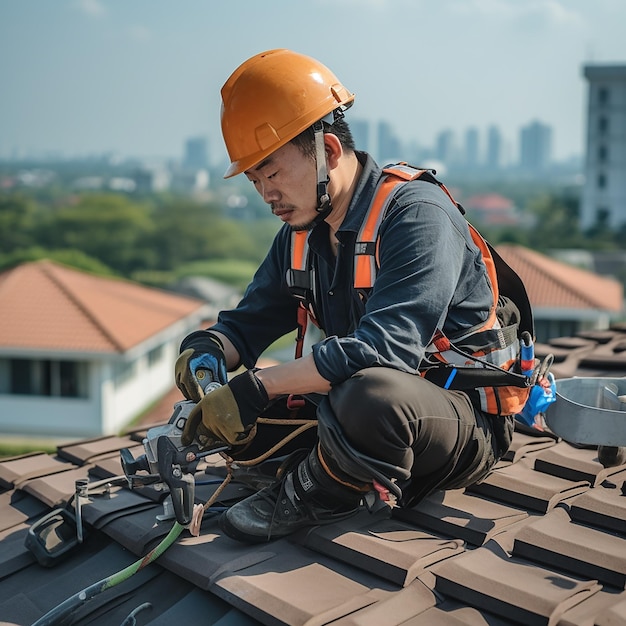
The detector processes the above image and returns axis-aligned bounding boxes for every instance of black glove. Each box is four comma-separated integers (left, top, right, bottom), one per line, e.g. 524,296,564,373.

181,369,269,447
175,331,228,402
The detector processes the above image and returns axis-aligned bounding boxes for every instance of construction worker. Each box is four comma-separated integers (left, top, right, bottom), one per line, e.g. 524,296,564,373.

175,49,530,543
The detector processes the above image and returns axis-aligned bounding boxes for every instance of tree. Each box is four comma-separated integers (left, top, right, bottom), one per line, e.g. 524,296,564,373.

0,194,40,254
38,194,156,274
0,246,114,275
146,198,260,269
524,193,585,250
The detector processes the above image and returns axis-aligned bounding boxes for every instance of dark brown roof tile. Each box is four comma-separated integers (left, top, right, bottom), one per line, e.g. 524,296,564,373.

432,543,602,625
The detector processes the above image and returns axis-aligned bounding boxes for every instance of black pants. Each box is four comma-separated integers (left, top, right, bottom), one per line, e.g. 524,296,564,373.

323,368,514,506
238,367,514,508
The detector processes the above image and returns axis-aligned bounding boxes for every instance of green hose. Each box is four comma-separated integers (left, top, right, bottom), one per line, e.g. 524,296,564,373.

32,521,185,626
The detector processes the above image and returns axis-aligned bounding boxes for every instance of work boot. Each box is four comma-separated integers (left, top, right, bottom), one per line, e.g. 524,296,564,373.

219,446,366,543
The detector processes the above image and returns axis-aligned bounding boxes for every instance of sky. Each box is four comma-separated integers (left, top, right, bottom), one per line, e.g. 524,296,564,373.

1,0,626,165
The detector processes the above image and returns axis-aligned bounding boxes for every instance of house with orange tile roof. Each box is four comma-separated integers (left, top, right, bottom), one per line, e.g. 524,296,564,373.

0,260,210,438
0,250,622,439
497,244,624,343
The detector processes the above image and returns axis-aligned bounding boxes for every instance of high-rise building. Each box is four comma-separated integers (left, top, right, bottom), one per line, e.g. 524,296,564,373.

464,127,480,169
485,125,502,171
350,118,370,154
377,120,402,164
519,120,552,172
183,136,209,170
581,64,626,230
435,129,456,167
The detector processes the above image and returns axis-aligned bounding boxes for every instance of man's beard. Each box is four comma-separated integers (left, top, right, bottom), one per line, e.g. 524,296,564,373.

291,220,316,232
271,202,317,232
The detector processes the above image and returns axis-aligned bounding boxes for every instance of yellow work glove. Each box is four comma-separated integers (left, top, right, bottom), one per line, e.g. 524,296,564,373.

181,369,269,448
175,331,228,403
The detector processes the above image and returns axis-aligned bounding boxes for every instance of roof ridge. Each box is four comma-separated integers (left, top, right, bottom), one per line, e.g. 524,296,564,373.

97,275,204,317
0,262,26,299
40,260,126,352
502,245,621,310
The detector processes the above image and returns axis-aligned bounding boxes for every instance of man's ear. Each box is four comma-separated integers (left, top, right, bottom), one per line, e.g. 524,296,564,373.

323,133,343,170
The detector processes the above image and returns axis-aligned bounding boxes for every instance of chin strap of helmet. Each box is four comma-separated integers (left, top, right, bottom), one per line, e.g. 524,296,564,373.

313,119,332,224
312,104,349,224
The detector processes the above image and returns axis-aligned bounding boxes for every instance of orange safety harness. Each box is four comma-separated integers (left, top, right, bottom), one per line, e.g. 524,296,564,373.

287,163,534,416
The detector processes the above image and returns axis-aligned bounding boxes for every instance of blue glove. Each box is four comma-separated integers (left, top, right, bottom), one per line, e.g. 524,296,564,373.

517,373,557,429
175,331,228,402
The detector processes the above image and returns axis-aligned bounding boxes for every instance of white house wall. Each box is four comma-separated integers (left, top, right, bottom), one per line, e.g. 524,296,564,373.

0,345,174,439
101,340,180,435
0,310,208,438
0,393,99,439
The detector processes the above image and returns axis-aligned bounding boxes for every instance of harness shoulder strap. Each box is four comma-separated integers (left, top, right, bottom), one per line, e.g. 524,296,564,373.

353,163,533,336
287,230,312,300
286,162,534,373
354,164,435,289
288,163,441,297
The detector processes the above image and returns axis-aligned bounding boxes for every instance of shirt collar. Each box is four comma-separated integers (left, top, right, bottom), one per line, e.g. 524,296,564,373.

336,152,382,236
307,152,381,252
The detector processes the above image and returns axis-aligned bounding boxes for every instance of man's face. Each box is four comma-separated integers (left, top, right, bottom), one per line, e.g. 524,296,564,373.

244,141,319,231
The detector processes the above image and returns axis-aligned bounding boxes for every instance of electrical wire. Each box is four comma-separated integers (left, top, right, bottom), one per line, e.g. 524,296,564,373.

31,521,184,626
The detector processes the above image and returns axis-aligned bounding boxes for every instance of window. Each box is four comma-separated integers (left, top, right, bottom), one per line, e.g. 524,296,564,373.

595,207,610,227
9,359,34,395
534,319,578,344
598,144,608,163
598,86,609,106
598,116,609,134
597,173,607,189
113,361,135,387
148,345,164,366
5,358,88,398
59,362,83,397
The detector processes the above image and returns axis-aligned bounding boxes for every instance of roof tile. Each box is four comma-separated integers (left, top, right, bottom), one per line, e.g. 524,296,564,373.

496,245,624,312
0,260,205,352
512,507,626,588
431,544,602,625
298,513,466,587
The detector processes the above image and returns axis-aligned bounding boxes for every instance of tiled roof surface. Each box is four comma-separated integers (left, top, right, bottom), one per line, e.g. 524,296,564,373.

2,326,626,625
0,260,206,353
496,245,624,312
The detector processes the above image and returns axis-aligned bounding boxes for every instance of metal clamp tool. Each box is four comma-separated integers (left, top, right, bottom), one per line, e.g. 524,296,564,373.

120,387,228,526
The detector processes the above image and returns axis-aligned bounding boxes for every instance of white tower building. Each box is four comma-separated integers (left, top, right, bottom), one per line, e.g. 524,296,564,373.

581,64,626,230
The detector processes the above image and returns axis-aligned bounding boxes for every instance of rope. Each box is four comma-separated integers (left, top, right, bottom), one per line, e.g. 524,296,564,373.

188,415,318,535
236,416,318,466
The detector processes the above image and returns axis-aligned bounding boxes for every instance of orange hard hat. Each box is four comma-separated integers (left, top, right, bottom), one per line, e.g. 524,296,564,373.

220,49,355,178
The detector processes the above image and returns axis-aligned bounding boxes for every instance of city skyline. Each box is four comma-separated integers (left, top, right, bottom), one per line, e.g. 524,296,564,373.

355,117,562,172
2,1,626,164
0,115,561,170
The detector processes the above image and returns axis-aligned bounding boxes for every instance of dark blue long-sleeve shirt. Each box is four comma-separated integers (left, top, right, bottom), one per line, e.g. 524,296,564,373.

211,152,493,385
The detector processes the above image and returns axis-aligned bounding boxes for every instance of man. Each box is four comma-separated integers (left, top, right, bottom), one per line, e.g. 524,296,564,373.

176,49,531,543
